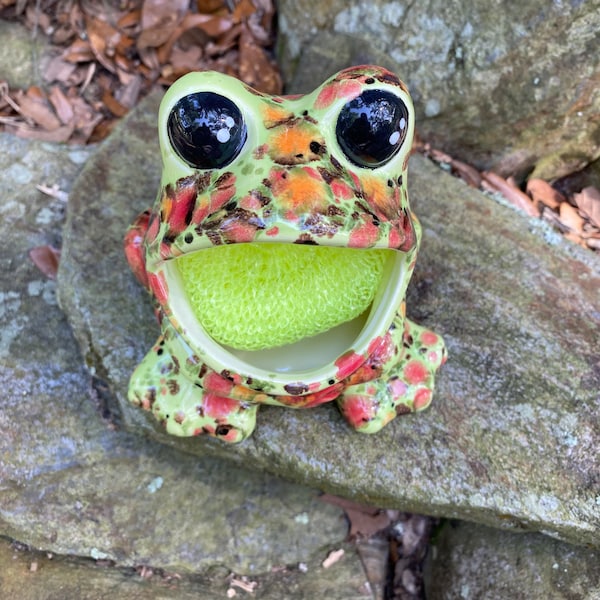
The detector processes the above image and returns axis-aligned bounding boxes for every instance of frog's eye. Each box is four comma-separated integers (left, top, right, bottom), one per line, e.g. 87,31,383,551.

167,92,247,169
335,90,409,168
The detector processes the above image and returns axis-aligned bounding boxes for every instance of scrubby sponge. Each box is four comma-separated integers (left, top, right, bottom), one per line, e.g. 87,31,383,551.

176,243,389,351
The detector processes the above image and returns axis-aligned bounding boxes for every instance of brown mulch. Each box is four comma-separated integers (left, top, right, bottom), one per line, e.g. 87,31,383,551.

0,0,281,144
418,143,600,253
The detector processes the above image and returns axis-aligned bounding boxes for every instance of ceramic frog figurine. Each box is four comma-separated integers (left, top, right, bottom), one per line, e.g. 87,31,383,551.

124,65,446,443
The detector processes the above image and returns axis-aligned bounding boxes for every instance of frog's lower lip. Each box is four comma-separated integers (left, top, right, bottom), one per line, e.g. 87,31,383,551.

161,243,410,383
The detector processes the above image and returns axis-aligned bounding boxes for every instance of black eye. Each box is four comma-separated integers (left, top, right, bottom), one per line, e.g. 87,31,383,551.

336,90,409,168
167,92,247,169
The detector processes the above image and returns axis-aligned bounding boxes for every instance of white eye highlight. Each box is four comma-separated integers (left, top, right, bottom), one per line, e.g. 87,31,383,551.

217,128,231,143
389,131,400,145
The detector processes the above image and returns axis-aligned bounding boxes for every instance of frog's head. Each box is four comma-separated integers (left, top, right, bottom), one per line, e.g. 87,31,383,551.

143,65,421,393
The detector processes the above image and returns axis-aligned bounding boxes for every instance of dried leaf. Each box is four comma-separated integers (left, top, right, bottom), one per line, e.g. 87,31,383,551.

232,0,256,22
102,89,129,117
167,45,203,76
573,186,600,228
115,75,143,109
320,493,392,538
431,149,482,187
481,171,539,217
13,122,75,142
559,201,585,233
117,9,142,30
138,0,188,50
62,38,95,63
238,25,281,94
196,0,227,13
29,245,61,279
563,231,586,248
43,55,78,84
84,15,120,73
16,89,61,130
26,4,51,34
156,13,233,65
1,0,282,147
48,85,74,124
245,0,275,45
526,178,565,210
586,237,600,250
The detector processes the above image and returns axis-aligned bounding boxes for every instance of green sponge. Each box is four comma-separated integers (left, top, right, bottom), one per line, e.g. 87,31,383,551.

176,243,389,351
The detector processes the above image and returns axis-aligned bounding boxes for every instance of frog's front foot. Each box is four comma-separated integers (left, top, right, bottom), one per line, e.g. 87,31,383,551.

128,336,257,442
338,320,446,434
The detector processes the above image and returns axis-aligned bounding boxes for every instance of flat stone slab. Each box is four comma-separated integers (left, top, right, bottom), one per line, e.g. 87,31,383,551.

58,92,600,547
0,132,350,579
425,521,600,599
0,537,370,600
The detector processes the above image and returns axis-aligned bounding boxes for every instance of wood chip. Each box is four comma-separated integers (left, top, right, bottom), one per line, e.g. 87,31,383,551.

238,25,281,94
48,85,74,124
526,178,565,210
481,171,540,217
16,88,61,130
322,548,345,569
573,186,600,228
427,148,481,187
559,201,585,233
229,576,258,592
102,89,129,117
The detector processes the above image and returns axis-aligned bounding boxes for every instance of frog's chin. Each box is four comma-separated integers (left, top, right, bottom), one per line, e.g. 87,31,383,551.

161,248,411,387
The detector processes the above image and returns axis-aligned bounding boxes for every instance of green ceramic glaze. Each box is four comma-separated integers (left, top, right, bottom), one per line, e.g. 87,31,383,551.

124,65,446,443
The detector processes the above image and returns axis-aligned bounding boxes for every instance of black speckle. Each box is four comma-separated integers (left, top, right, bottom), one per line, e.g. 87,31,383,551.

184,233,193,243
216,424,232,436
284,382,309,395
365,77,375,84
328,379,335,386
387,179,394,187
310,141,324,154
331,155,343,171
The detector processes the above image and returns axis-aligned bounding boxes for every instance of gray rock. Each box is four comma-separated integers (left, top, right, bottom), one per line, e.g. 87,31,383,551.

425,521,600,599
0,20,46,89
276,0,600,181
0,538,371,599
57,92,600,547
0,131,349,576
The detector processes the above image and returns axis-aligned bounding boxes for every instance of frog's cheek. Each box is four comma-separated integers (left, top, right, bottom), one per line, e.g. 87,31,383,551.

156,243,414,390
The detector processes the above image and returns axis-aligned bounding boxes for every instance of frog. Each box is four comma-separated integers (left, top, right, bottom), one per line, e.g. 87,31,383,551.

124,65,446,443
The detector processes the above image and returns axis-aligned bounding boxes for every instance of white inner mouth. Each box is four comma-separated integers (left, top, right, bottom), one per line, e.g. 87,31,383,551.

162,247,408,384
224,309,369,373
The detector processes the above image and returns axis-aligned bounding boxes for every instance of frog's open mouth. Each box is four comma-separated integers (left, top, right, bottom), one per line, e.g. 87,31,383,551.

163,243,408,379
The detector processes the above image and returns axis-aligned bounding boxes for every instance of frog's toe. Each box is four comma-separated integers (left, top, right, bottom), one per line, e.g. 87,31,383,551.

133,376,258,443
338,380,397,434
128,340,257,443
158,393,258,443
